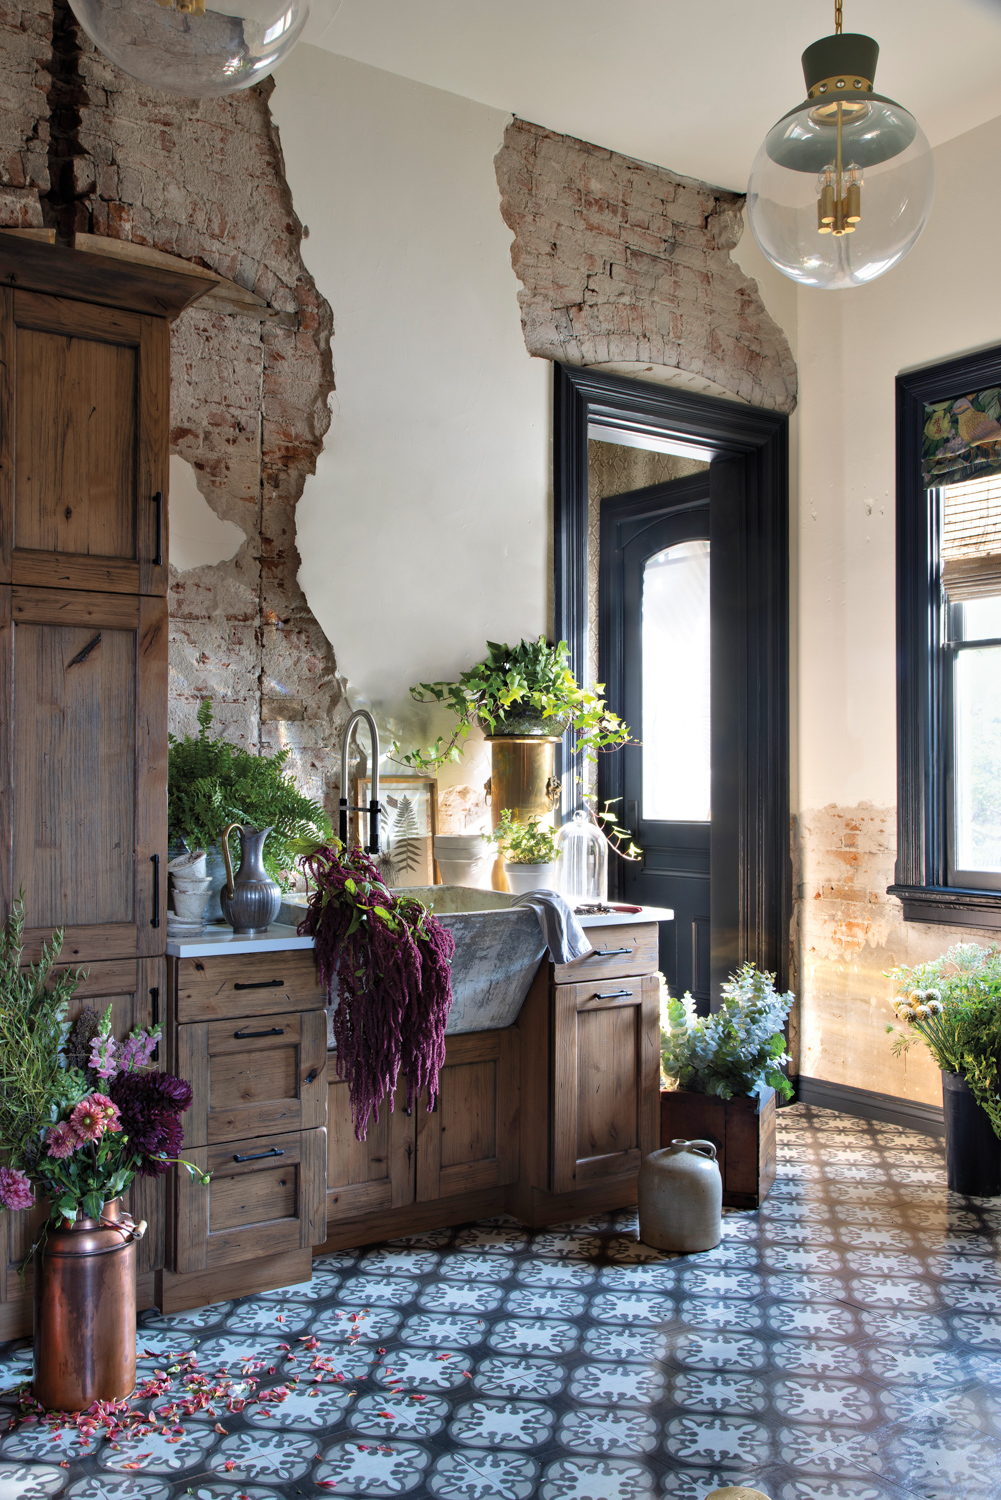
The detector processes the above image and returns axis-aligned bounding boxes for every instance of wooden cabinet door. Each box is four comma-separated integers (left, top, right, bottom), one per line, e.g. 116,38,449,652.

416,1029,520,1202
0,955,165,1335
551,973,660,1194
0,288,168,596
326,1078,415,1222
173,1126,327,1273
176,1009,327,1148
0,587,166,964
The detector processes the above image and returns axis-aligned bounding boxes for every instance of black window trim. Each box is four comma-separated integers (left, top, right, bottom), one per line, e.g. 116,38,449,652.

890,343,1001,928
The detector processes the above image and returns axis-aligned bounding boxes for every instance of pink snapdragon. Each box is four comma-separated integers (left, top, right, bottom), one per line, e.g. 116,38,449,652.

88,1032,119,1080
70,1093,122,1143
45,1120,82,1158
117,1030,158,1073
0,1166,35,1211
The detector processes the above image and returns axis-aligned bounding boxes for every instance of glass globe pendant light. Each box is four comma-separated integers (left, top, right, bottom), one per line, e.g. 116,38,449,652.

69,0,309,98
746,0,934,289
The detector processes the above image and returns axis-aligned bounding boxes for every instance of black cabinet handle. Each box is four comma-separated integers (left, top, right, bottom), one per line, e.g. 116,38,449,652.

304,1067,319,1084
584,946,631,959
233,979,284,991
233,1147,284,1163
233,1026,285,1039
149,986,159,1061
150,854,160,929
593,989,634,1000
152,491,163,566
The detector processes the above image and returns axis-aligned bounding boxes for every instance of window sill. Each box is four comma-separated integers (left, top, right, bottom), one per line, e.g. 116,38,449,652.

887,884,1001,930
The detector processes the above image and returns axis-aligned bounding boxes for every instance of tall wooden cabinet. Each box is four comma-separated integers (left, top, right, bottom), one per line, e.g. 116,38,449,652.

0,235,210,1339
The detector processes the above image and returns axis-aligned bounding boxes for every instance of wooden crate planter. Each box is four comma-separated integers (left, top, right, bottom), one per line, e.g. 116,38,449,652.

660,1088,777,1208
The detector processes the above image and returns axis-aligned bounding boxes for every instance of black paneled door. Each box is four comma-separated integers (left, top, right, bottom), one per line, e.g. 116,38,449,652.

600,473,712,1008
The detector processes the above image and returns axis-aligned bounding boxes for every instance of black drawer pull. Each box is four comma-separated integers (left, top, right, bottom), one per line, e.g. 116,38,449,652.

233,1147,284,1163
150,854,160,929
585,946,632,958
305,1067,319,1084
233,1026,285,1039
152,490,163,566
233,979,285,991
593,989,634,1000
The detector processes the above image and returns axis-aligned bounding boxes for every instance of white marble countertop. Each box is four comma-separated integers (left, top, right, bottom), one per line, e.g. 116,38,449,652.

166,903,673,958
165,922,312,958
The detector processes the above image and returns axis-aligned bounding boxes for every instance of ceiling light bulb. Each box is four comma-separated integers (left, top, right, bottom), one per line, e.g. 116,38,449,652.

746,27,934,289
69,0,308,98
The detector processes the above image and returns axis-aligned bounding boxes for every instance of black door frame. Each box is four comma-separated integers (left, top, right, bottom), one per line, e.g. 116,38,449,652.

553,363,791,998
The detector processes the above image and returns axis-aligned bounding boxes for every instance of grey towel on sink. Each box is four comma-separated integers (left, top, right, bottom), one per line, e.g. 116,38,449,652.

511,890,594,965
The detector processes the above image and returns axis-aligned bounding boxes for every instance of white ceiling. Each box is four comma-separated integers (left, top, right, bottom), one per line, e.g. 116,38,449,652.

300,0,1001,192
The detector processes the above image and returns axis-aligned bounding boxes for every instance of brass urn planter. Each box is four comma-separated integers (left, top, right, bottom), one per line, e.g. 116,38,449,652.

485,732,562,891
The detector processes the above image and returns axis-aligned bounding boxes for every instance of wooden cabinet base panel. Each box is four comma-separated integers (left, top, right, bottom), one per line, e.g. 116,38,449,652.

156,1249,312,1315
317,1188,507,1254
506,1177,640,1230
0,1272,158,1341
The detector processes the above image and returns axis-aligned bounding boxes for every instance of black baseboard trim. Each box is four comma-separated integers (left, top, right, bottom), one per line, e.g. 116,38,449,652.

796,1076,945,1138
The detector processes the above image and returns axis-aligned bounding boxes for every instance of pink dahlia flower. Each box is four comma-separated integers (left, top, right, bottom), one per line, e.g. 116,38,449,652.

70,1093,122,1143
45,1120,82,1158
0,1166,35,1211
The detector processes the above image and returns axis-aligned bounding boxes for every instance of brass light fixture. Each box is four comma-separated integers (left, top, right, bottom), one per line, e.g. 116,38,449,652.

746,0,935,289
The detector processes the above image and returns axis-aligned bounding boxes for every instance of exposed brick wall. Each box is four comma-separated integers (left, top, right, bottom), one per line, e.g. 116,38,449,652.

496,118,797,413
793,801,1000,1105
0,0,344,815
0,0,51,224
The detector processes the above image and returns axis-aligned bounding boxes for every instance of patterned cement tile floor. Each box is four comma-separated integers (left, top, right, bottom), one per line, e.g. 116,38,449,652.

3,1103,1001,1500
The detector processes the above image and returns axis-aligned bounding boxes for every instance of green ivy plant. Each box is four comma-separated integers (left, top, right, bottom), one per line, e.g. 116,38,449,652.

886,944,1001,1137
487,810,561,866
397,637,632,772
660,964,794,1102
168,700,332,891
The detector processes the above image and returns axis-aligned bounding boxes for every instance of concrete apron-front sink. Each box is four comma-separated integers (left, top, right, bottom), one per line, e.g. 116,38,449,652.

280,887,546,1036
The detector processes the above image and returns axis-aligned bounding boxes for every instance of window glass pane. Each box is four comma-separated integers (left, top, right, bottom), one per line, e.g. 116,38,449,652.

642,539,710,822
962,595,1001,641
955,643,1001,872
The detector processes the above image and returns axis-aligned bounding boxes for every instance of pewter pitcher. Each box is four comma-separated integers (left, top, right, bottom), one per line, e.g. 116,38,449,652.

220,822,282,935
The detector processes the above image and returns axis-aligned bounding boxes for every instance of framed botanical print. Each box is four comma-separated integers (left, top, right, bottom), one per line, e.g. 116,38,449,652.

354,776,439,887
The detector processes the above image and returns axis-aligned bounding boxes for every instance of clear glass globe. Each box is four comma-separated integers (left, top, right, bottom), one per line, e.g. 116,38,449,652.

70,0,308,98
746,95,935,289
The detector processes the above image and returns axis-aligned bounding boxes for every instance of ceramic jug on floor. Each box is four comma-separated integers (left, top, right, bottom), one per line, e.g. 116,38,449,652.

220,822,282,935
637,1137,722,1252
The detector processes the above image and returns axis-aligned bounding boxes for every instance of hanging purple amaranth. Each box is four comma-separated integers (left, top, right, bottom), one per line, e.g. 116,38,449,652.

297,845,455,1140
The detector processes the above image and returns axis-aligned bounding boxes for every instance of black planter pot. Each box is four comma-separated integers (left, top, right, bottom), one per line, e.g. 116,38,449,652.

942,1071,1001,1196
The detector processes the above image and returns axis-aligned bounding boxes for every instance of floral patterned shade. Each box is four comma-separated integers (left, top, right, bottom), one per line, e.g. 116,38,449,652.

923,387,1001,487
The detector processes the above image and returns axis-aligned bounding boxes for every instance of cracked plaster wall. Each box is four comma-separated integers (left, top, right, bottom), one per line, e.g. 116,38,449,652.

496,118,797,414
0,0,345,815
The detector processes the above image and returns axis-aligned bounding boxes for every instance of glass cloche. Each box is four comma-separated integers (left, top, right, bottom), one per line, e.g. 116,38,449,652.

555,810,609,905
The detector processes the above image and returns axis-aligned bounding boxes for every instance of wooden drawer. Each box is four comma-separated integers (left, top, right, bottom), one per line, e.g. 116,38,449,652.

177,1009,327,1148
173,1126,327,1272
174,950,324,1022
552,922,658,985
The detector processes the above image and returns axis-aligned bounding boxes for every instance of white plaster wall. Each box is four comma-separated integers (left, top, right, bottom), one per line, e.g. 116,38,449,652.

270,48,551,786
795,112,1001,811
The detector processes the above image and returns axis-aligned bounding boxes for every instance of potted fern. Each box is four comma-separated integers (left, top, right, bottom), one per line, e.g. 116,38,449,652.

660,964,794,1207
168,699,332,917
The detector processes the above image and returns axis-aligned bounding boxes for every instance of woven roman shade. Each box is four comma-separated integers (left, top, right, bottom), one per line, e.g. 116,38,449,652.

941,473,1001,601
